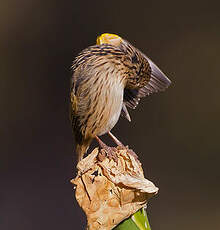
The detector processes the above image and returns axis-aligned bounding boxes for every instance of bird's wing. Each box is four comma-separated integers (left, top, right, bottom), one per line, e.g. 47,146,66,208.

122,56,171,120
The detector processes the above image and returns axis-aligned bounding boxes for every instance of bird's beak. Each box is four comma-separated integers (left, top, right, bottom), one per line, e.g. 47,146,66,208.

96,33,122,46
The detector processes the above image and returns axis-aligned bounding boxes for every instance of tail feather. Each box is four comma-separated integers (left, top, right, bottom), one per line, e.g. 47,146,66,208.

76,141,91,162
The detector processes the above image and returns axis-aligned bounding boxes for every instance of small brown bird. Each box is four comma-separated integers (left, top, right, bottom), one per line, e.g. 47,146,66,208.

70,33,171,162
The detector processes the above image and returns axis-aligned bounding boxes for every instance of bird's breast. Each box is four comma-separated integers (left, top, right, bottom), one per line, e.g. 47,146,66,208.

96,78,124,136
82,75,124,137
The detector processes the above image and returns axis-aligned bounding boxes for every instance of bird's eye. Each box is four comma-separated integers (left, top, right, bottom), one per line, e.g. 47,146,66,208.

131,54,138,64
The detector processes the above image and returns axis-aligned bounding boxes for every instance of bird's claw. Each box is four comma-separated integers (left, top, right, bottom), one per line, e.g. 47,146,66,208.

100,147,118,163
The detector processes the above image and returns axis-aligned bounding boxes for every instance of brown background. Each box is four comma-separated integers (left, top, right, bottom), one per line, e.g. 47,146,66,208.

1,0,220,229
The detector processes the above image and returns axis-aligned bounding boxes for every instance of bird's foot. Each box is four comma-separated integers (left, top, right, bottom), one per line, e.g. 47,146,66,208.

108,131,139,160
95,136,118,163
101,147,118,163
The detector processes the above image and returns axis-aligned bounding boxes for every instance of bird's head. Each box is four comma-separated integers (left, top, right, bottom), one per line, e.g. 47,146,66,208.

96,33,122,47
96,33,139,60
96,33,131,54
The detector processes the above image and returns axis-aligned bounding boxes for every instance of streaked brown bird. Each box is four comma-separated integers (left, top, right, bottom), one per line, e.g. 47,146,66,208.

70,33,171,162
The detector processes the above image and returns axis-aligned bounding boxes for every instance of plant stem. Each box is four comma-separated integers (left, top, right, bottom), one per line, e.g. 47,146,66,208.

113,207,151,230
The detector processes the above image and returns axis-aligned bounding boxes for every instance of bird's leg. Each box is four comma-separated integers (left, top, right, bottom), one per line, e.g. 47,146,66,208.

95,135,109,149
108,131,139,160
108,131,124,147
95,136,118,162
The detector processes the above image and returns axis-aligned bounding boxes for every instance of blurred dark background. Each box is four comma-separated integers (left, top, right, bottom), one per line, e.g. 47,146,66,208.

1,0,220,229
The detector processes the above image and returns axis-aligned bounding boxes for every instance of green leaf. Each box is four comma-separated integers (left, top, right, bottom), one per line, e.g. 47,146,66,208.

113,217,140,230
113,208,151,230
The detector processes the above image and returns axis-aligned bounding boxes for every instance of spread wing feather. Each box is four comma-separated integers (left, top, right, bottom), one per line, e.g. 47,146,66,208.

122,56,171,120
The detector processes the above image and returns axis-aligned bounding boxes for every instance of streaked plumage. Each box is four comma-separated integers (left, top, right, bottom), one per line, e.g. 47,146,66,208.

70,33,171,161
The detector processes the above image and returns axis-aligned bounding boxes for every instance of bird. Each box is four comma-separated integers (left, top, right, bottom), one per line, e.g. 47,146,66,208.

70,33,171,162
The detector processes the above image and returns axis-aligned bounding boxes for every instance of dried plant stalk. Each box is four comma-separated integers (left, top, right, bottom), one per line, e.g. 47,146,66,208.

71,146,158,230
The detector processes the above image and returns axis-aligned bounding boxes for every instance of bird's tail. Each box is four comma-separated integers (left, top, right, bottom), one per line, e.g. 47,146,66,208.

76,141,91,163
